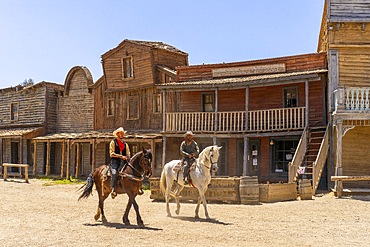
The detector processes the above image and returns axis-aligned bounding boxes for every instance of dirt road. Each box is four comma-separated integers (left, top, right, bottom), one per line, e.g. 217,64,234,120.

1,178,369,247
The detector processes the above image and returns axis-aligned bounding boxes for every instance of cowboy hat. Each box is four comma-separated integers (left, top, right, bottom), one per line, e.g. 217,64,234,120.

113,127,127,137
183,131,194,137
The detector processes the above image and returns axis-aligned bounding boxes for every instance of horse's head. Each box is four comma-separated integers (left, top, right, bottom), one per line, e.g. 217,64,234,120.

140,147,153,178
207,146,222,173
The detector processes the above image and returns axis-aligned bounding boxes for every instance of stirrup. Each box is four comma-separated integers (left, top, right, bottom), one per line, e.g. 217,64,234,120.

111,190,117,199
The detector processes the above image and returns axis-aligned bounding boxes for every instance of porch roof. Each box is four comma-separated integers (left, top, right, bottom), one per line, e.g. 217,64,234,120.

158,69,327,91
32,130,162,142
0,127,44,138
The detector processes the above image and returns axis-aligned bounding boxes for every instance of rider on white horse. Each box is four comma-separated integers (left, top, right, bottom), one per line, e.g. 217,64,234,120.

180,131,199,185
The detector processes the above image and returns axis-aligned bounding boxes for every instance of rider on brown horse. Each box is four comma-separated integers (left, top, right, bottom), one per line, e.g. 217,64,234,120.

109,127,131,199
180,131,199,184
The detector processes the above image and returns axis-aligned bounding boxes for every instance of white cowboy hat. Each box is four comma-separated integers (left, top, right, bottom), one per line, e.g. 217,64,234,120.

183,131,194,137
113,127,127,137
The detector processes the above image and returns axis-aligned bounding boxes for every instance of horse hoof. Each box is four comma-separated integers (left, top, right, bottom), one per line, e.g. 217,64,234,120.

94,215,100,221
195,215,200,219
102,217,108,224
175,210,180,215
138,222,144,228
124,221,131,226
167,214,172,217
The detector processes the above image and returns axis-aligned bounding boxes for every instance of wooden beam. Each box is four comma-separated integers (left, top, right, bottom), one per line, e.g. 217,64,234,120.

46,141,51,176
331,176,370,181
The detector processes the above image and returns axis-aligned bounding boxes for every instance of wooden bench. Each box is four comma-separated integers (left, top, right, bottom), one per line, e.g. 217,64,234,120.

2,163,29,183
331,176,370,198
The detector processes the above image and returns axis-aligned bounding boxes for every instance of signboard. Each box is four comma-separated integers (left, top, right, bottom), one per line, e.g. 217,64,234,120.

212,63,286,78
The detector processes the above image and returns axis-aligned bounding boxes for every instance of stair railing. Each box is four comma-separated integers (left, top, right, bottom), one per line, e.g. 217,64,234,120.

288,125,308,183
312,124,330,195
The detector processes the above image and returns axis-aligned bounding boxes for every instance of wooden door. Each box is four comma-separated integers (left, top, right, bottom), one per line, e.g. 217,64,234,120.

248,140,260,177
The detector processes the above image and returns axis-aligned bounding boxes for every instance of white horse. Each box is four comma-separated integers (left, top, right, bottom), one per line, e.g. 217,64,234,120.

160,145,222,219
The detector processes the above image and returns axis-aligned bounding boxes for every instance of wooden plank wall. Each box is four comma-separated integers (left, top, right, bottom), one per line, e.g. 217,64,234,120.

329,0,370,22
57,69,94,133
176,53,326,82
0,86,46,127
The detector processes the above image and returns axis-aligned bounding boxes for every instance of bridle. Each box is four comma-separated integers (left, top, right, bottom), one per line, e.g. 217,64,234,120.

120,151,152,181
204,148,218,171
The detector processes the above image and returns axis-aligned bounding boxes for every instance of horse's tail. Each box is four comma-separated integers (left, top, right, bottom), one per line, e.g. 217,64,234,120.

160,167,167,195
78,169,96,201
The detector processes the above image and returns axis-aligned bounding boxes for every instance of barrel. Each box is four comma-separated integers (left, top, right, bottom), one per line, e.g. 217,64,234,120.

239,176,260,205
299,179,313,200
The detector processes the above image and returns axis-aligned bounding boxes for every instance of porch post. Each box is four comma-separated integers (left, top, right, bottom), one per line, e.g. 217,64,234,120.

61,141,66,178
75,143,80,178
66,140,71,180
33,141,37,175
243,136,249,176
162,91,166,132
335,120,343,197
91,139,96,172
19,137,23,164
215,88,218,131
305,79,309,127
162,136,167,169
46,141,51,176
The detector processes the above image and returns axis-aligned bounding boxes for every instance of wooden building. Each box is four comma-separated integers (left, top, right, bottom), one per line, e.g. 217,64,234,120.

93,39,188,176
0,82,64,174
158,53,329,191
318,0,370,195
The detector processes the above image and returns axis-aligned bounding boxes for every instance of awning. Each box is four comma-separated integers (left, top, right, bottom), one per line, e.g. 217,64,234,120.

0,127,44,138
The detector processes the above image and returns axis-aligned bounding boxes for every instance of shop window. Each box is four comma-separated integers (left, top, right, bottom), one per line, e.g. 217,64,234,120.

271,138,299,173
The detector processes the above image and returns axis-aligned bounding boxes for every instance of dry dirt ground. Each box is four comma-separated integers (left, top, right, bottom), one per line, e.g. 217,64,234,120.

1,178,369,247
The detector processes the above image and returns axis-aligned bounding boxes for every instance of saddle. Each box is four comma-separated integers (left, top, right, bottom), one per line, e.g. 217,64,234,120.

173,161,196,185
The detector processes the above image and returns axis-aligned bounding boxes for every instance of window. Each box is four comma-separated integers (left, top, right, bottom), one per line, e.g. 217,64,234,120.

10,103,19,121
283,87,298,108
202,92,215,112
153,93,162,113
271,138,299,173
161,72,172,83
107,99,115,116
128,95,140,120
122,56,133,79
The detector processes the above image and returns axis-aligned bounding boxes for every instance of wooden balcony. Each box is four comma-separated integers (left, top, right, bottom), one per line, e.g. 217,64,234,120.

335,86,370,112
165,107,306,133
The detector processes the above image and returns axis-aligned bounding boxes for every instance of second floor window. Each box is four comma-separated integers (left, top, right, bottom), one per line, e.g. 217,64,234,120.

10,102,19,121
107,99,115,116
283,87,298,108
122,56,133,79
202,92,215,112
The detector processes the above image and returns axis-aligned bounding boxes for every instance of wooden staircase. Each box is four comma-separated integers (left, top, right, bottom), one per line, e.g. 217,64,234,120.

289,125,329,195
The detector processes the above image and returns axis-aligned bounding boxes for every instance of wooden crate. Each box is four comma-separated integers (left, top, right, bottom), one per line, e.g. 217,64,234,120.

259,183,297,203
149,177,240,203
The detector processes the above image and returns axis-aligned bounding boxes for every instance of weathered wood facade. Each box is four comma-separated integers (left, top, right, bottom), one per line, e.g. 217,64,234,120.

159,53,328,184
93,39,188,176
319,0,370,194
0,82,63,175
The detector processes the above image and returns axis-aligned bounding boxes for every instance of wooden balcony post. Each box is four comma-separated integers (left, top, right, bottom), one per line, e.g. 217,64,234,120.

335,120,343,197
245,86,249,131
334,86,345,111
162,91,166,132
243,136,249,176
33,141,37,175
305,79,309,127
46,141,51,176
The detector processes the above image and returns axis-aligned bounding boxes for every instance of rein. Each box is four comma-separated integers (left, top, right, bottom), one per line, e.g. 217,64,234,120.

119,152,151,181
203,149,217,170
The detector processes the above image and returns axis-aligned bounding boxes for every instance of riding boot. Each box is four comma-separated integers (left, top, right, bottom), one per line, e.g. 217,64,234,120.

110,172,118,199
183,164,190,185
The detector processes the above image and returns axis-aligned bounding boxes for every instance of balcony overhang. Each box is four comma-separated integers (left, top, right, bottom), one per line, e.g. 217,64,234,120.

158,69,327,91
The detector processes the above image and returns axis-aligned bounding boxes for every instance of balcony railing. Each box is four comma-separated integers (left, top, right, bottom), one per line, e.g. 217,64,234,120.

335,86,370,111
165,107,306,133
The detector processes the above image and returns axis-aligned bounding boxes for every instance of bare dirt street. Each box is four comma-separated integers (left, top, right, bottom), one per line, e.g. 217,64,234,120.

1,178,369,247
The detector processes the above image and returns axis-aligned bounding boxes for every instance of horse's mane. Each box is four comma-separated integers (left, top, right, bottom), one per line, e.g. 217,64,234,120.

129,151,143,164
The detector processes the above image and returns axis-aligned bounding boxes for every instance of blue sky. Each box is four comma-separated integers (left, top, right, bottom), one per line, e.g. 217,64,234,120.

0,0,324,88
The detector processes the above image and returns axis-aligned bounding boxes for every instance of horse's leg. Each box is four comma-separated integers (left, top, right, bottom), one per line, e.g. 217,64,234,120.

175,185,184,215
124,192,144,227
195,188,210,219
123,199,132,225
95,180,109,223
165,179,174,217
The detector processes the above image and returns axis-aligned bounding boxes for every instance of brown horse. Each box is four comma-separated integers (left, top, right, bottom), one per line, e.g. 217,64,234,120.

78,148,152,227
